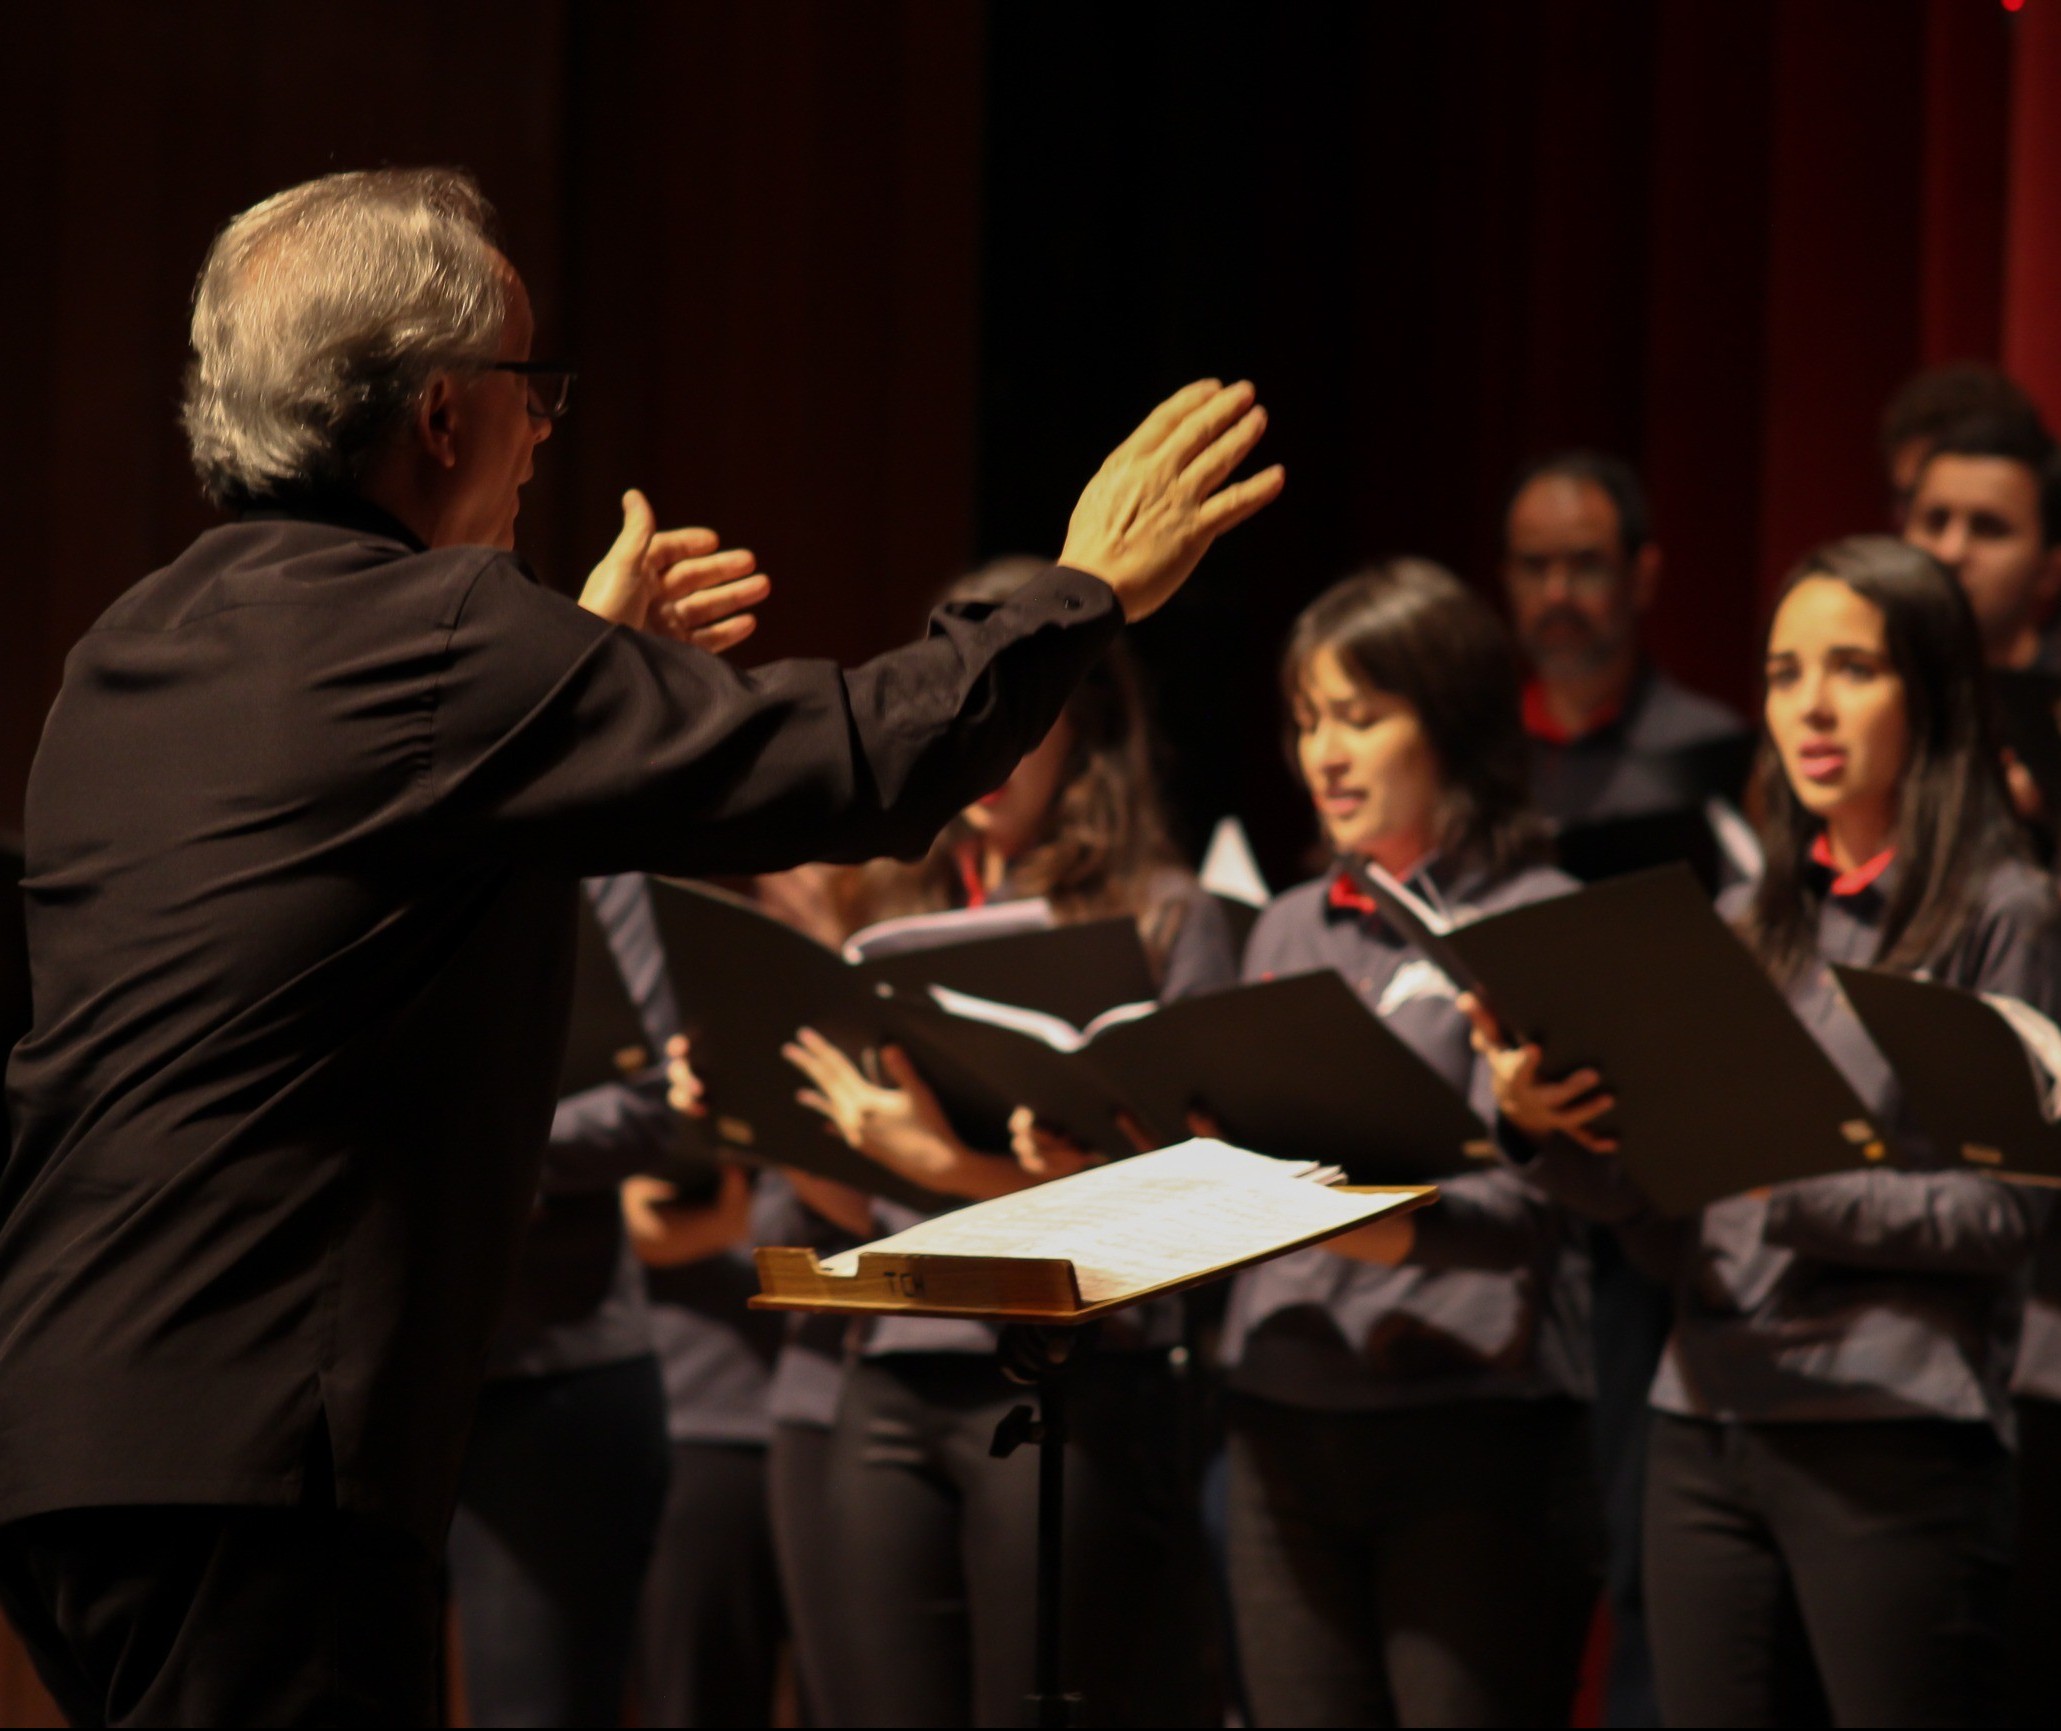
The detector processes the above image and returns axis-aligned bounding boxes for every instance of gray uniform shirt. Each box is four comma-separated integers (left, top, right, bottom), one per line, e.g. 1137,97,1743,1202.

1220,857,1594,1411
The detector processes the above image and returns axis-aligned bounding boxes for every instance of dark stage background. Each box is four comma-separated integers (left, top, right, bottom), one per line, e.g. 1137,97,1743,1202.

5,0,2061,1716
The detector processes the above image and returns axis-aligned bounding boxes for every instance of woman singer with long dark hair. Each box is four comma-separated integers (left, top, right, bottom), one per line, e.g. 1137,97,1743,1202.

1478,535,2060,1726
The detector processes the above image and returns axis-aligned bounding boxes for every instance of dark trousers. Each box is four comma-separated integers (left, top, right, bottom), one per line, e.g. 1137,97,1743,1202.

1224,1394,1602,1728
1644,1411,2012,1728
768,1421,841,1726
0,1499,442,1727
822,1351,1214,1728
1589,1236,1671,1728
2013,1396,2061,1729
635,1440,785,1727
448,1355,669,1728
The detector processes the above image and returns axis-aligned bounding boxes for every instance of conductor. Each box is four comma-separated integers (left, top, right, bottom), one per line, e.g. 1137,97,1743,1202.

0,168,1280,1726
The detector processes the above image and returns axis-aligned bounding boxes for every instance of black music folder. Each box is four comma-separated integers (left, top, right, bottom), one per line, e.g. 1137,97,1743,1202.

558,892,660,1099
1354,861,1886,1214
1832,964,2061,1185
643,879,1156,1203
885,970,1496,1184
2,840,27,1159
557,893,722,1192
1996,669,2061,824
1553,805,1724,893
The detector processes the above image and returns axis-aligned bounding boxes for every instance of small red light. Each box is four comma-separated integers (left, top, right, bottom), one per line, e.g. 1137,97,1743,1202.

2004,0,2024,13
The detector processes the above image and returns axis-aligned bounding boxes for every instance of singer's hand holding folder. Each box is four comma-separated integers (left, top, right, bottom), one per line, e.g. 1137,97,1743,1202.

644,879,1155,1203
1832,965,2061,1185
1350,860,1888,1215
752,1139,1437,1321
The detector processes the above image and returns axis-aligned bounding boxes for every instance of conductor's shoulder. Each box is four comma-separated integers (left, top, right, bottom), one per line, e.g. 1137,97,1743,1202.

91,518,514,638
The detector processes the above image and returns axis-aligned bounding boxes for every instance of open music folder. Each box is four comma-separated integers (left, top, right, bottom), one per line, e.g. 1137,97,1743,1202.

884,969,1495,1182
559,891,660,1098
643,879,1157,1203
557,892,723,1191
1832,964,2061,1185
1349,859,1889,1215
752,1139,1437,1322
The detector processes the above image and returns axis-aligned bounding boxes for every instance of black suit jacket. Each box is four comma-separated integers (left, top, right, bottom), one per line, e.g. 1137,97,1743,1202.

0,499,1117,1545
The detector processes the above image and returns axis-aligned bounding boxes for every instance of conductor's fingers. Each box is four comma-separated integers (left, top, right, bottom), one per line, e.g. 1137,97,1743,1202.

642,526,721,570
1195,465,1288,538
1118,378,1224,458
684,615,759,657
610,489,658,563
1158,380,1258,474
1179,404,1268,499
661,573,771,633
655,547,759,597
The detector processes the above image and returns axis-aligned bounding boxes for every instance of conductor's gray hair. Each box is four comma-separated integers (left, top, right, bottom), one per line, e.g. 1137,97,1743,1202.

181,167,508,507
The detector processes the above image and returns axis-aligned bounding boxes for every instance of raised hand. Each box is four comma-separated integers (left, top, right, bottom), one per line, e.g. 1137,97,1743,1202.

579,489,770,652
1059,380,1286,621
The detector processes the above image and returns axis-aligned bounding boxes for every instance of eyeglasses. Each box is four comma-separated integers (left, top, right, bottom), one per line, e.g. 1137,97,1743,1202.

487,361,578,421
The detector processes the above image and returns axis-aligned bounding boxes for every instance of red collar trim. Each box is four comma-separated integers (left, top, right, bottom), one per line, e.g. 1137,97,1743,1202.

1808,833,1897,897
1522,679,1628,745
1328,868,1380,916
954,843,989,910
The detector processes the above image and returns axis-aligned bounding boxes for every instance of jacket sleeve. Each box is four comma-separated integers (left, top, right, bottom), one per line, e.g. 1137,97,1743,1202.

427,560,1123,878
1495,1124,1693,1282
1405,1035,1570,1271
1406,1165,1565,1272
1760,1167,2038,1275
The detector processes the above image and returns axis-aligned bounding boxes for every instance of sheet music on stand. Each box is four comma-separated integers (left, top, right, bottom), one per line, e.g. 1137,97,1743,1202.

754,1138,1432,1322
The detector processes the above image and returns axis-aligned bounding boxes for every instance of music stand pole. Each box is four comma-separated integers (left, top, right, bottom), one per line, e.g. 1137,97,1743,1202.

994,1323,1086,1729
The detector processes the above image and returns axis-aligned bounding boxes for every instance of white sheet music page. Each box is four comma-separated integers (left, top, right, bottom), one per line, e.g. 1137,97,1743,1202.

819,1140,1391,1304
